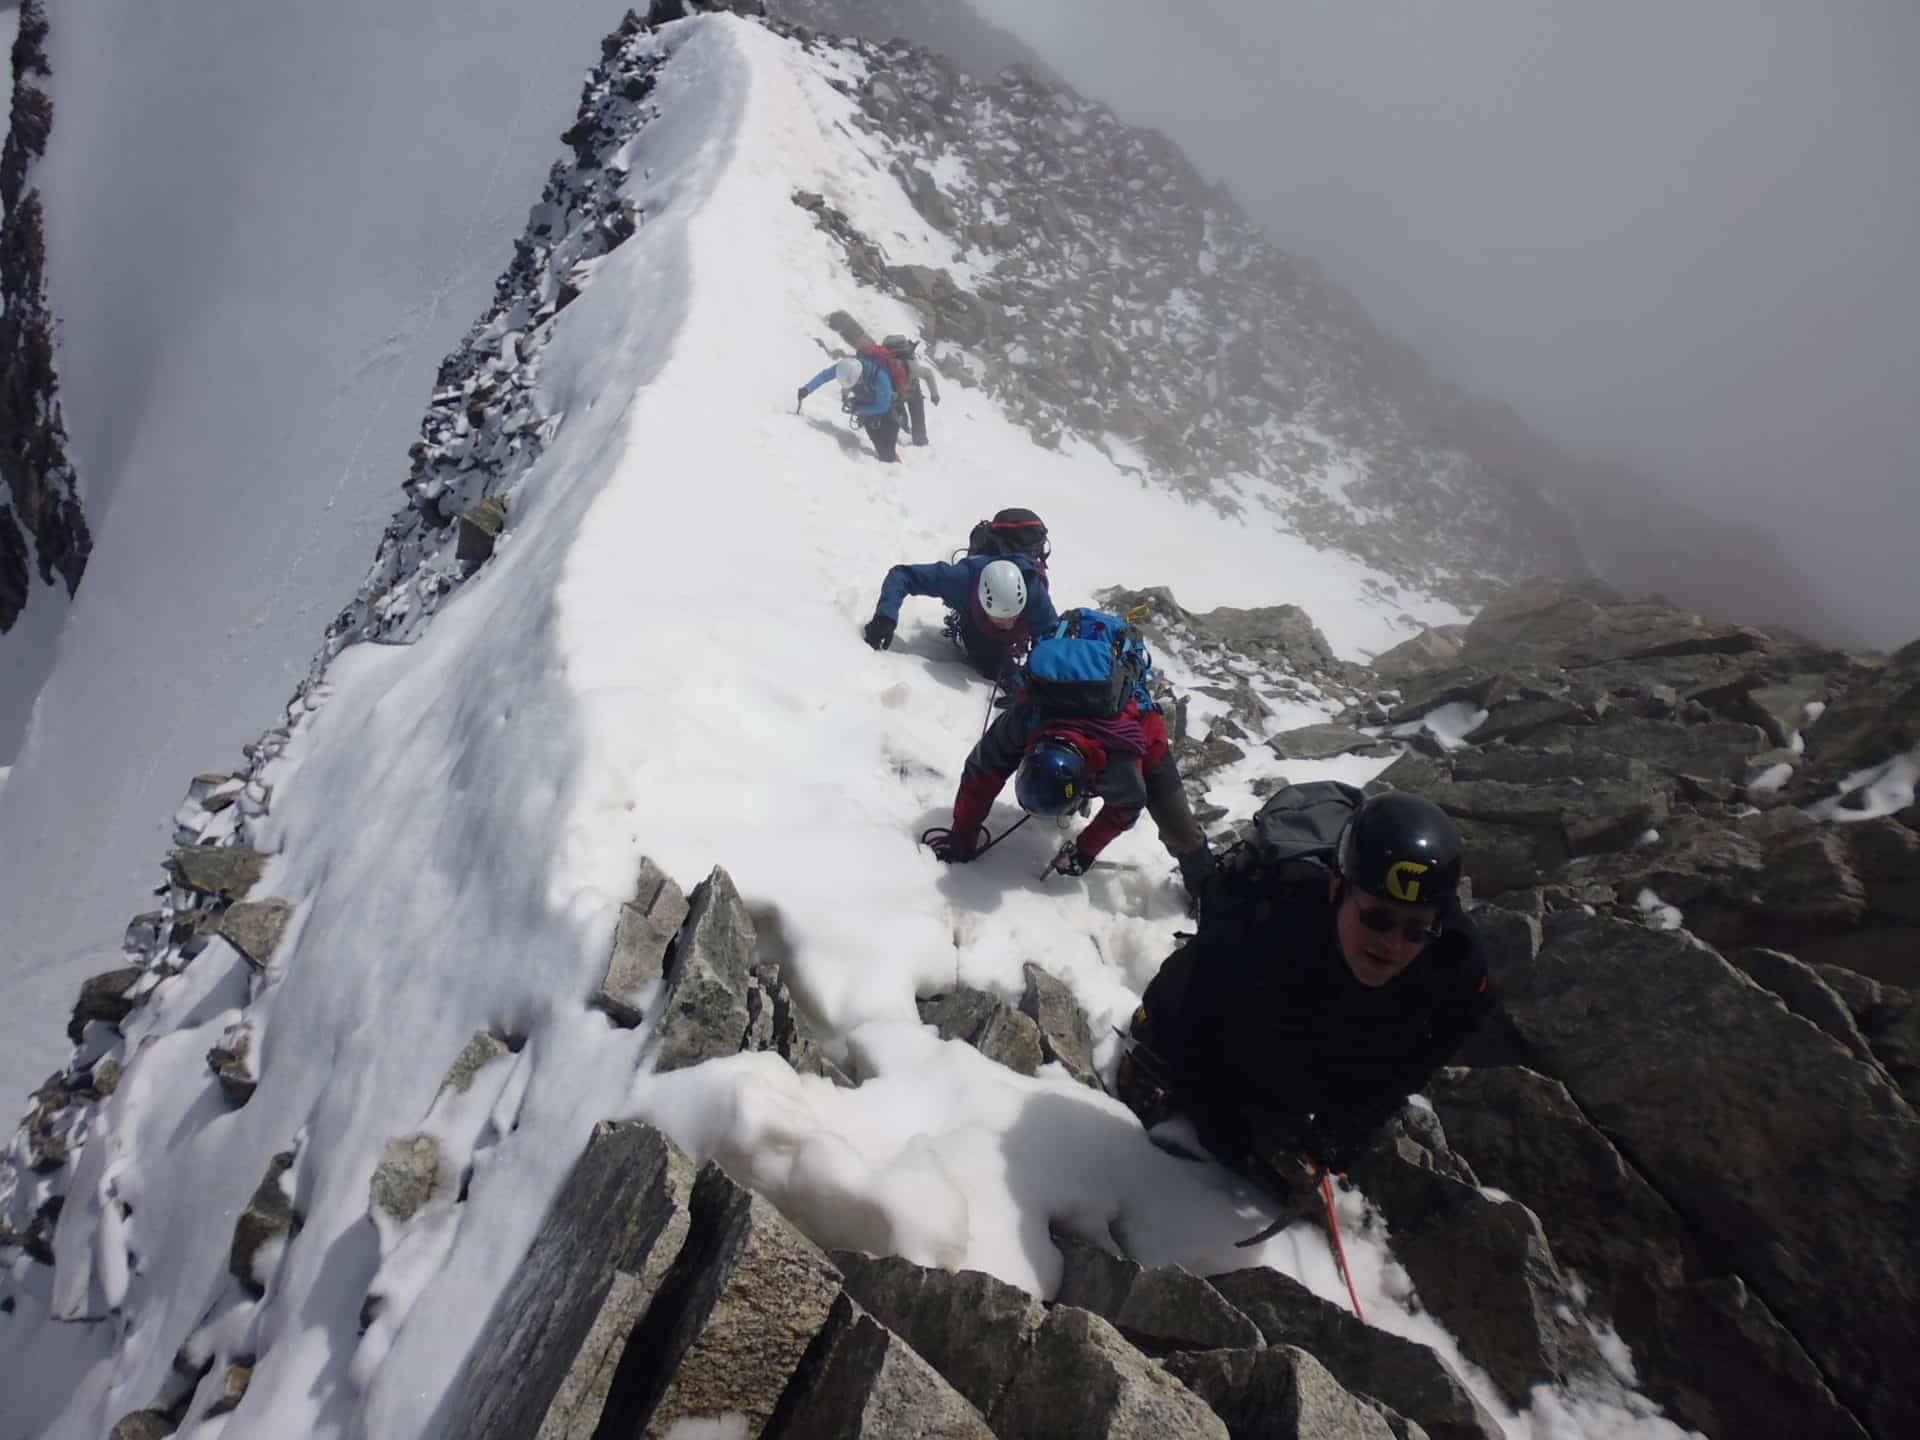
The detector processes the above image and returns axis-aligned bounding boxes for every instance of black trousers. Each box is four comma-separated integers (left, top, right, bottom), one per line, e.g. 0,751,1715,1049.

906,389,930,446
861,409,901,461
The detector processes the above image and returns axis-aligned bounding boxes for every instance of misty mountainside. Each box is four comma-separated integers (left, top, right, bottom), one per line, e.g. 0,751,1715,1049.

783,0,1858,644
772,0,1845,640
776,3,1586,616
0,1,88,634
778,0,1061,87
0,0,1848,658
3,6,1918,1440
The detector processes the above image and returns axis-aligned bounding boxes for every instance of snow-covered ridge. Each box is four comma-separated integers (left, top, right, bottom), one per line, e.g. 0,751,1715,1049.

2,11,1695,1439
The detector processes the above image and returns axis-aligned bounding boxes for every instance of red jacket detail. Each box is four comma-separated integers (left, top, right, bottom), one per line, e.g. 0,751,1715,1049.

951,703,1169,859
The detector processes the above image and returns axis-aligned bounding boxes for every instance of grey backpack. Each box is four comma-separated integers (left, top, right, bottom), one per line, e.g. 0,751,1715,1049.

1203,781,1361,922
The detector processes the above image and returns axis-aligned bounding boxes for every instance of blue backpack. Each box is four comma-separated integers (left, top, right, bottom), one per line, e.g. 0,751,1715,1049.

1024,608,1155,718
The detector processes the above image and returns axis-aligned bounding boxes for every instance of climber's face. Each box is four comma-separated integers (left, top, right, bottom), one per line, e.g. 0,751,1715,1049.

1331,875,1438,987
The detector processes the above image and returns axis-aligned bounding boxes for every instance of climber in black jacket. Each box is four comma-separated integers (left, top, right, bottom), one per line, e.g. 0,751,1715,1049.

1117,789,1488,1179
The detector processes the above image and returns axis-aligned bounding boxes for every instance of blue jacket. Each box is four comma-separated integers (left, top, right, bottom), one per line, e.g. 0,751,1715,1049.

876,553,1058,631
801,357,894,418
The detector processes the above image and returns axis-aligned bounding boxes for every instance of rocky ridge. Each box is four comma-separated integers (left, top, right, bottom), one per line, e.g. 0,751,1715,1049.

12,573,1917,1437
316,11,671,659
1335,579,1919,1439
0,0,91,632
5,4,1916,1435
1351,579,1920,986
0,3,710,1400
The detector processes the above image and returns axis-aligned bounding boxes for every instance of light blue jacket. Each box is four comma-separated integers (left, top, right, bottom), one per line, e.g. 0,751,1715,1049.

801,357,894,418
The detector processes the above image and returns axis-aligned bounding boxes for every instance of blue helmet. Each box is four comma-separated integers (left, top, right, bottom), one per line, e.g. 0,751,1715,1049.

1015,739,1087,817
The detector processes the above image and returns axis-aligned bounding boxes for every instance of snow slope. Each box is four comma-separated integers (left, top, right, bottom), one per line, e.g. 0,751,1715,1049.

3,15,1687,1440
0,564,63,767
0,0,627,1106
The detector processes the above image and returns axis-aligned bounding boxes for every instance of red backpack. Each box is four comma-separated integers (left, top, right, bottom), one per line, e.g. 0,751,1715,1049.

858,343,908,405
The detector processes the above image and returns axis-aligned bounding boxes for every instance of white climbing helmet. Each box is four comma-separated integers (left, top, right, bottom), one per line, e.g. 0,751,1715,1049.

835,357,864,388
977,559,1027,622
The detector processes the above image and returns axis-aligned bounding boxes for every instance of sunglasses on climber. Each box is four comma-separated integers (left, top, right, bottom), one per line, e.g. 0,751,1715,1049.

1351,899,1444,946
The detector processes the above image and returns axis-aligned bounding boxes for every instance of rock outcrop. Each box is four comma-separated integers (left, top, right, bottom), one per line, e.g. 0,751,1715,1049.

595,856,690,1027
1426,1065,1864,1440
1206,1266,1500,1440
1344,1126,1609,1410
1491,914,1913,1438
0,0,92,633
445,1121,698,1440
917,986,1045,1077
1360,583,1920,983
648,866,849,1086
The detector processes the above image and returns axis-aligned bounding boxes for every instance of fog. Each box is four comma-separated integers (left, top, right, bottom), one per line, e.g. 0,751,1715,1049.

970,0,1919,648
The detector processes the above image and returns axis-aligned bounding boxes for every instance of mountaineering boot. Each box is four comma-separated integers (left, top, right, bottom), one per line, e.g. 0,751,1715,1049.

1114,1006,1177,1128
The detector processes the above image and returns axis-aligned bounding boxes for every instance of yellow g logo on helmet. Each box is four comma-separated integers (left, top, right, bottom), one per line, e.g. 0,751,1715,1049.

1386,860,1429,903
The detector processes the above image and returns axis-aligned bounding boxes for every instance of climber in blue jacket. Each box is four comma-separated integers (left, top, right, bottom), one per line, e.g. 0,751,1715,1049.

798,354,900,462
863,555,1058,683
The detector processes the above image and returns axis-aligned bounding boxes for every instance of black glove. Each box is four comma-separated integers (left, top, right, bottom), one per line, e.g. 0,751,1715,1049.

796,386,808,409
927,827,980,864
1303,1117,1370,1176
1049,843,1093,877
931,393,941,406
863,614,896,651
1176,846,1216,904
1241,1148,1325,1237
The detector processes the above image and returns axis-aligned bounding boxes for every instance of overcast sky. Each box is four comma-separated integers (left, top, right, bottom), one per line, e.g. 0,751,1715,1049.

970,0,1918,647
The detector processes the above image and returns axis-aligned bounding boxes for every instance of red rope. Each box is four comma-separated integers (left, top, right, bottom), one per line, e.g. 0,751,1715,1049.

1322,1171,1365,1322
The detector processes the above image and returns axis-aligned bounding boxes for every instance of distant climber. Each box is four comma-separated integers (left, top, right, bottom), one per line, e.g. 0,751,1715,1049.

1115,785,1488,1190
925,608,1212,895
797,352,900,462
863,553,1056,684
880,333,941,447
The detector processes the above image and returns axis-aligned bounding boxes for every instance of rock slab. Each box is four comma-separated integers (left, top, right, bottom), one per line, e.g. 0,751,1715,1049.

596,1160,843,1437
1499,915,1920,1439
1167,1345,1400,1440
765,1293,996,1439
444,1120,696,1440
1206,1267,1500,1440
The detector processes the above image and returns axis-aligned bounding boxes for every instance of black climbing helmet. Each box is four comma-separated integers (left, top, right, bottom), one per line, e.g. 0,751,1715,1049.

1336,793,1463,906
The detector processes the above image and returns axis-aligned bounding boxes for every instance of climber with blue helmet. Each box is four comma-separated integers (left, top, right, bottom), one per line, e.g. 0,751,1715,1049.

926,660,1208,891
1014,737,1088,817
